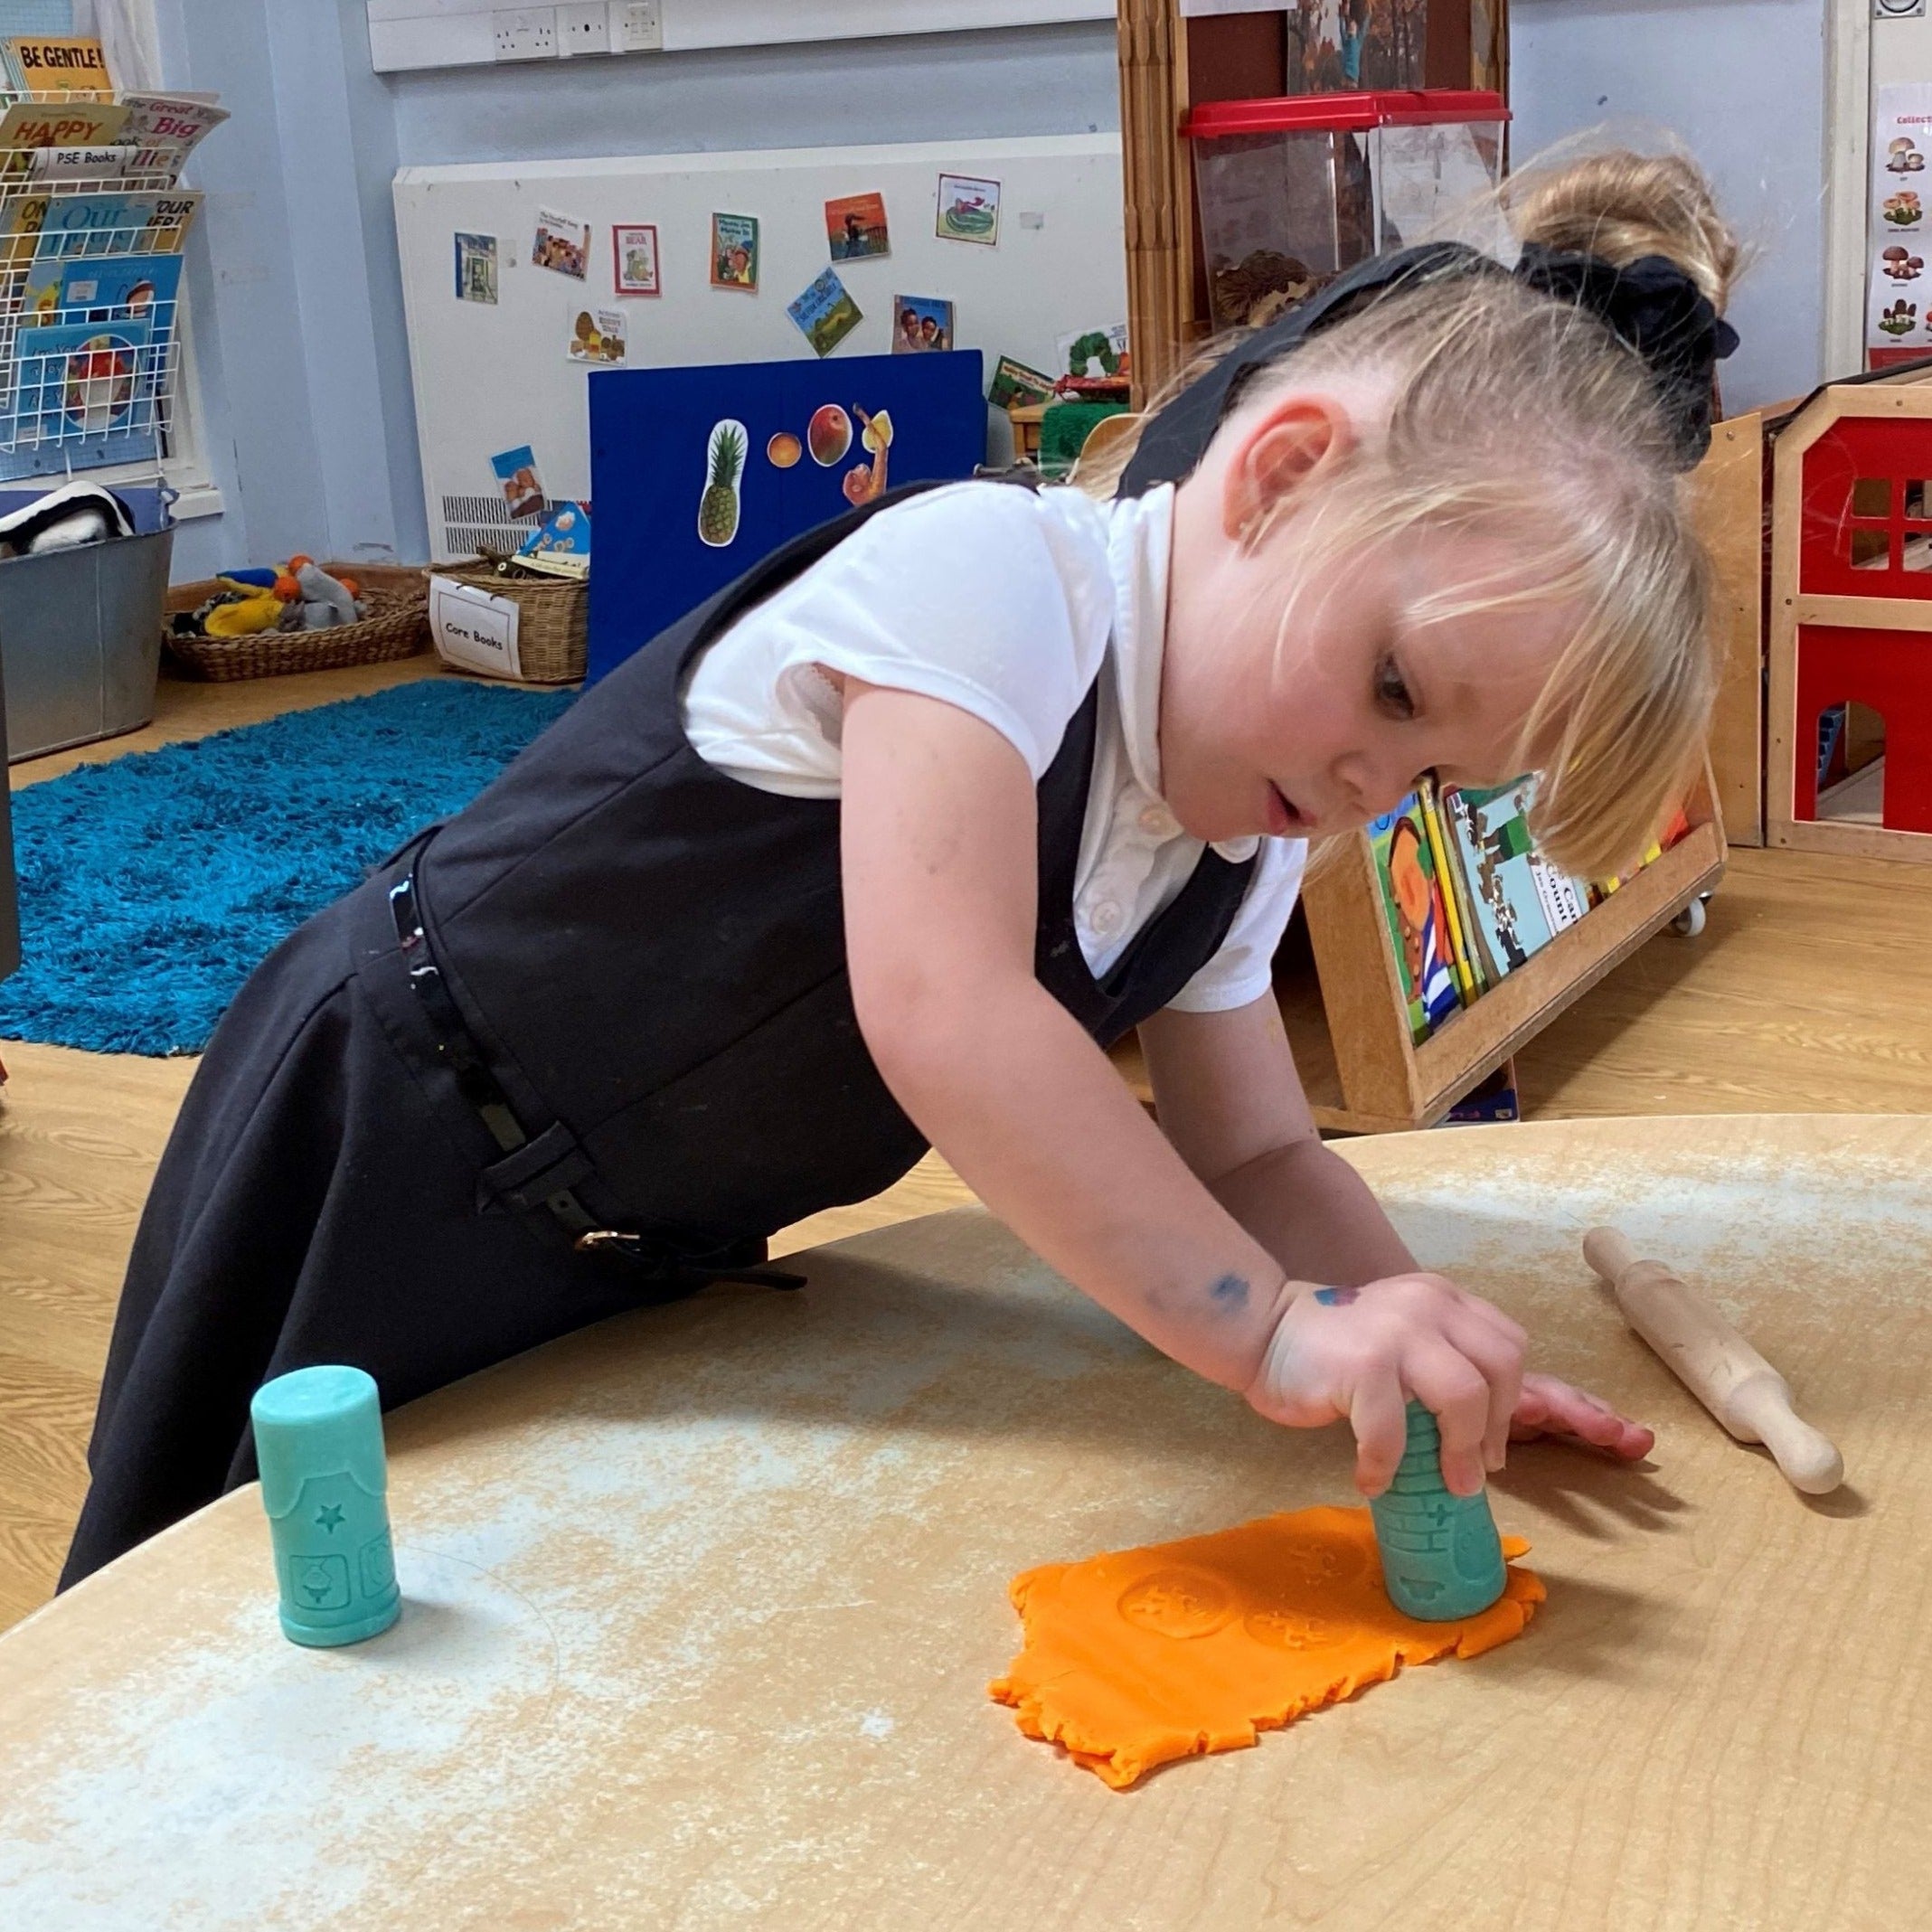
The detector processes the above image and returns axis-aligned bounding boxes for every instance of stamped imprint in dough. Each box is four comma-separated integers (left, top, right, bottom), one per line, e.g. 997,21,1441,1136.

990,1503,1544,1789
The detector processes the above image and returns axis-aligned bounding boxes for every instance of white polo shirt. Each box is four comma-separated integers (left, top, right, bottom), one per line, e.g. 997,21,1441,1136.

680,480,1306,1013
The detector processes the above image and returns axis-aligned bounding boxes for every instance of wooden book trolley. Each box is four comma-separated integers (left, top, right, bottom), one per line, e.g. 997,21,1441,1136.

1110,0,1726,1133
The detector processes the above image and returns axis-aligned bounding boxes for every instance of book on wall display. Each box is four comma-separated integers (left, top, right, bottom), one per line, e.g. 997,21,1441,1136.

117,94,229,174
1367,793,1463,1045
20,189,200,267
0,314,157,481
0,99,129,178
3,35,113,99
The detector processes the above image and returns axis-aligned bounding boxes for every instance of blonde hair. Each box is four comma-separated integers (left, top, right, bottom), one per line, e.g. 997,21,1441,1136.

1079,146,1738,879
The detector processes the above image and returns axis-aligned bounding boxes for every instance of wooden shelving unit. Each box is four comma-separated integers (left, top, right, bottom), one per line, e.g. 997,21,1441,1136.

1297,773,1726,1132
1110,0,1725,1135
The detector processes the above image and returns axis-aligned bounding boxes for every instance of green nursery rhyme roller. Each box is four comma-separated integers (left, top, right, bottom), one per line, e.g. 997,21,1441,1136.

1370,1399,1507,1620
250,1364,401,1647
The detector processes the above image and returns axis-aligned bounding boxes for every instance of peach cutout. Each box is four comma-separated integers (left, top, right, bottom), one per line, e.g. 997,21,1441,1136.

989,1503,1544,1789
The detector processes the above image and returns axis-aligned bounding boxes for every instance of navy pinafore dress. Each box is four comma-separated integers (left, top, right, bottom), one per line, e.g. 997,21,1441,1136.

61,482,1257,1584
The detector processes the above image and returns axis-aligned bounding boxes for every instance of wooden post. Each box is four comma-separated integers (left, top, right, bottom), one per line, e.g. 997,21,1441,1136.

1693,413,1766,845
1116,0,1193,409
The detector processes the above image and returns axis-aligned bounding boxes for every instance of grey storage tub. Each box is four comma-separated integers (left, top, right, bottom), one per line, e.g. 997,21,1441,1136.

0,485,173,765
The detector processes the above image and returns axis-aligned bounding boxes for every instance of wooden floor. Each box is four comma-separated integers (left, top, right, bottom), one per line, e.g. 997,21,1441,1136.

4,657,1929,1629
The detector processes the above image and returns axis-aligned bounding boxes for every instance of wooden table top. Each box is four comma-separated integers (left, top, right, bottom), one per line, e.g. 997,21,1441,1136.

4,1115,1929,1929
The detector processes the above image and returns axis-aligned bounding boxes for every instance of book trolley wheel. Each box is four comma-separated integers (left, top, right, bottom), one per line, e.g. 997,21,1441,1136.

1669,894,1709,939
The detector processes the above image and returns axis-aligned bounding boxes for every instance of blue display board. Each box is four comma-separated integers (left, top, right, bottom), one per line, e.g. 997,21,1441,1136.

586,349,985,683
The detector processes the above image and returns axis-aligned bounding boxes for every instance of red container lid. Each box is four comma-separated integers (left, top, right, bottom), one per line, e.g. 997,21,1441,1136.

1183,90,1510,139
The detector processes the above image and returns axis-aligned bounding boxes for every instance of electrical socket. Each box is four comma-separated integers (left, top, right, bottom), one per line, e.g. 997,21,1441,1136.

492,7,557,60
557,3,609,55
615,1,663,52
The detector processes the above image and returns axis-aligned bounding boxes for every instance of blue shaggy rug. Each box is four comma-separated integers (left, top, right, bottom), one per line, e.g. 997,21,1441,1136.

0,678,575,1056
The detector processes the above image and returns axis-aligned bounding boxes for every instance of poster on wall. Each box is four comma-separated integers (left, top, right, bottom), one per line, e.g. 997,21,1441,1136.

1870,84,1932,369
1286,0,1426,93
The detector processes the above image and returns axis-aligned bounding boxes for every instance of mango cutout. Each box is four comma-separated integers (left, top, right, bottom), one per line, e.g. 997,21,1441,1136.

990,1504,1543,1789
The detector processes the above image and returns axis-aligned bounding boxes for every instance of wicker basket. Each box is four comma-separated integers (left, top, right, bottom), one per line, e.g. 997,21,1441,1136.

435,560,588,684
164,563,429,682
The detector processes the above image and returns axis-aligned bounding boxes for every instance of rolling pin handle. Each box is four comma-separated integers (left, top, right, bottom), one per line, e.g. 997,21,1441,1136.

1729,1377,1847,1495
1582,1226,1639,1286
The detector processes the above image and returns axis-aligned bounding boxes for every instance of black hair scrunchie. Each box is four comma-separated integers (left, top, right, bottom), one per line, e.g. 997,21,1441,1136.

1118,238,1739,495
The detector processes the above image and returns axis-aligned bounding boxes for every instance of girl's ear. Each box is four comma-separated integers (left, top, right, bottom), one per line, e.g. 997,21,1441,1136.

1221,394,1355,542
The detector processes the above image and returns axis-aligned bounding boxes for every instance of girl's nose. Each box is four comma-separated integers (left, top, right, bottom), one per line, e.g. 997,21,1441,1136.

1337,752,1418,822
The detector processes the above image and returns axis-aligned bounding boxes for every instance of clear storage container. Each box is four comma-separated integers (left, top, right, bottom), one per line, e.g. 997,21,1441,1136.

1183,90,1510,330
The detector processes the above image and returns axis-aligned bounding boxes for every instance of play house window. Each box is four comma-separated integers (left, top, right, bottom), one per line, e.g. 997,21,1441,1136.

1846,475,1932,571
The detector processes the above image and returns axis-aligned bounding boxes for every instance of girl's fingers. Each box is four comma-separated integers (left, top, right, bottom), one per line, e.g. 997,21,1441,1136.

1511,1372,1656,1459
1400,1340,1493,1496
1348,1371,1409,1498
1443,1313,1525,1473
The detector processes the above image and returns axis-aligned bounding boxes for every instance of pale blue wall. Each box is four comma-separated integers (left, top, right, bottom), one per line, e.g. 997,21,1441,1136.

150,5,1119,578
1511,0,1830,409
152,4,1824,576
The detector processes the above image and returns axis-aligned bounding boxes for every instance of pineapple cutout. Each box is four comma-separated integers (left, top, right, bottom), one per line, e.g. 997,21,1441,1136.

697,418,747,548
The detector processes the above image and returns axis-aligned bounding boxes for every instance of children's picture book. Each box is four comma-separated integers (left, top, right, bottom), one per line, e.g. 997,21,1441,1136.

1368,794,1463,1045
987,353,1053,410
1440,782,1553,987
23,247,184,325
936,173,1000,246
5,35,113,99
612,223,658,296
118,93,230,174
710,212,759,291
566,304,627,364
1418,776,1477,1004
21,190,200,266
1057,321,1127,378
786,267,862,357
825,192,889,262
514,500,590,580
891,293,952,353
532,208,587,279
0,317,157,480
0,99,128,178
490,444,545,521
455,231,498,304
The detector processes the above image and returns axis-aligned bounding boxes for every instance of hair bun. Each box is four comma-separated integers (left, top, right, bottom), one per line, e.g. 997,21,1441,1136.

1505,151,1740,314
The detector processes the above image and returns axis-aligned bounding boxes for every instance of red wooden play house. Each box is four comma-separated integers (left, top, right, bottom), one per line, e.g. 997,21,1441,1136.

1768,381,1932,860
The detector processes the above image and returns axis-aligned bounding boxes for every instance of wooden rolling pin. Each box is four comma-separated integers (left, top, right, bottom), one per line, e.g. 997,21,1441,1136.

1582,1228,1844,1495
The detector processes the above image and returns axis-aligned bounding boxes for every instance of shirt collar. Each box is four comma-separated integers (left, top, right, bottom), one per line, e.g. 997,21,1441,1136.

1104,483,1174,803
1105,483,1259,861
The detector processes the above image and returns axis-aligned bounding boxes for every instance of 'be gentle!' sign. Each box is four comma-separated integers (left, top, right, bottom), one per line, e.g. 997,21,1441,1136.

429,575,522,680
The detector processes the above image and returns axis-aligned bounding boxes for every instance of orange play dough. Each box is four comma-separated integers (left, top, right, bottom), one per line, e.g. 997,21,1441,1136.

989,1503,1544,1789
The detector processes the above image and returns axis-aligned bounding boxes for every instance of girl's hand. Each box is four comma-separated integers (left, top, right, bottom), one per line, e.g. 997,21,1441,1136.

1510,1371,1655,1460
1247,1273,1527,1498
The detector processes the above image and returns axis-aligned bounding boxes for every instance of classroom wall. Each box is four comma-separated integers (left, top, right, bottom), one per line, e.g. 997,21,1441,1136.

147,3,1122,578
1510,0,1832,410
152,3,1833,575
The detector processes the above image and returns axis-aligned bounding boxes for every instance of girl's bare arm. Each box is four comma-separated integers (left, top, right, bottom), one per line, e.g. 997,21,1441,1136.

839,679,1296,1394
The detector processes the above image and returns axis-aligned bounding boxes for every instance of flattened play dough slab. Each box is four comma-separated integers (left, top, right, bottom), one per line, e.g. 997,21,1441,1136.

990,1504,1544,1789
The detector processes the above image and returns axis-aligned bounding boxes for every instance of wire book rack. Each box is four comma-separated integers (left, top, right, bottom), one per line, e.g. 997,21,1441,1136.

0,90,212,486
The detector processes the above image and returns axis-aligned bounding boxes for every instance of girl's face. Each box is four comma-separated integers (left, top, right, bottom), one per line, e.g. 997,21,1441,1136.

1161,392,1577,845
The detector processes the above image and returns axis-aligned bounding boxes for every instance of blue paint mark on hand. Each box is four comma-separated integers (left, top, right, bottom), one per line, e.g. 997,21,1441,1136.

1312,1285,1360,1306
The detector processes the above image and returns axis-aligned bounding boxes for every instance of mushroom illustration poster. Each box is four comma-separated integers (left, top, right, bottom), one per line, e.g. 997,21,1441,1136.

1871,85,1932,365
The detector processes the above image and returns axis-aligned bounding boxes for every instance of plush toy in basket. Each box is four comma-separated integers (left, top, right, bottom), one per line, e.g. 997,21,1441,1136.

164,557,430,682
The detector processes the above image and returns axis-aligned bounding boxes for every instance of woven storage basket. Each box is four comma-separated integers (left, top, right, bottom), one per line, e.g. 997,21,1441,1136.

164,563,429,683
435,561,588,684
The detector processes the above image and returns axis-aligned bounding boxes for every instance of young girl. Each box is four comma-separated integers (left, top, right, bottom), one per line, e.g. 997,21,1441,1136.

62,151,1739,1586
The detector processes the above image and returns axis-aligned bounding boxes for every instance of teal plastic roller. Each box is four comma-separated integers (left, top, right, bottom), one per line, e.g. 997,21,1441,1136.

1370,1399,1506,1621
250,1365,401,1647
